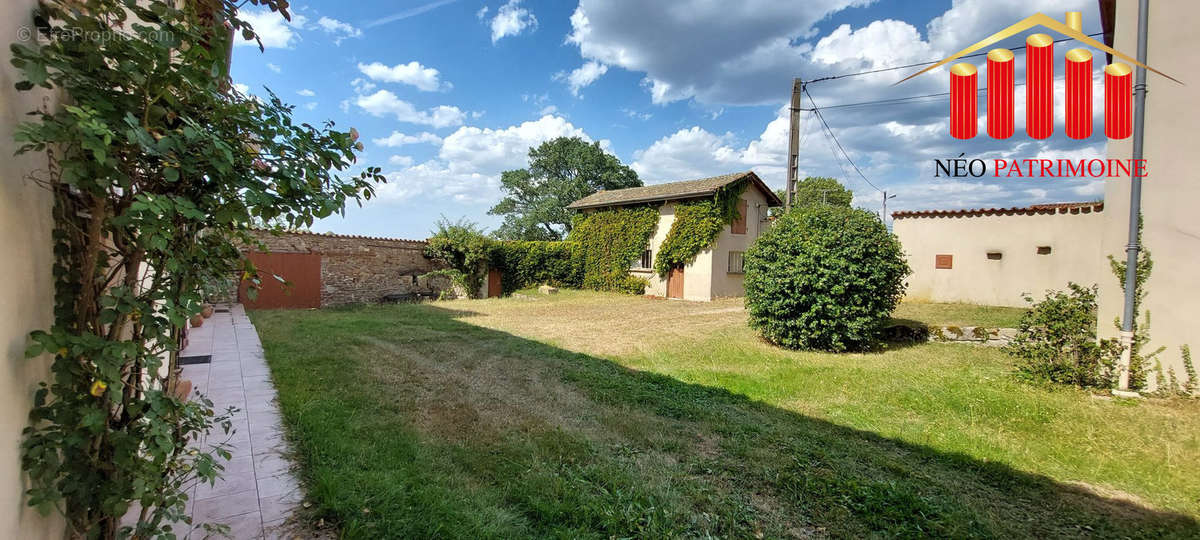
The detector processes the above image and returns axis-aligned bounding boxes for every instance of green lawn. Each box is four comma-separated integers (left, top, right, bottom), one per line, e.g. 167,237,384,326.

251,292,1199,538
891,301,1028,328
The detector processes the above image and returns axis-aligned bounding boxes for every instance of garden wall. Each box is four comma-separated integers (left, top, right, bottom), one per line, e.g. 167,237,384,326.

245,230,450,307
893,203,1105,307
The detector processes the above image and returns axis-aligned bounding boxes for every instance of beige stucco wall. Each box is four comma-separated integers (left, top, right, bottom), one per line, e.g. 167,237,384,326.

894,209,1106,308
1,1,67,538
1098,0,1200,389
709,185,771,298
632,185,774,302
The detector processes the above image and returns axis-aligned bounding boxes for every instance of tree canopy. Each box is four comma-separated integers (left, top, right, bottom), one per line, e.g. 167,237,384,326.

792,177,853,208
489,137,641,240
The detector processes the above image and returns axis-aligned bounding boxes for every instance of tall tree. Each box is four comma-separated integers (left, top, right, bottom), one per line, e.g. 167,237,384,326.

793,176,853,209
490,137,641,240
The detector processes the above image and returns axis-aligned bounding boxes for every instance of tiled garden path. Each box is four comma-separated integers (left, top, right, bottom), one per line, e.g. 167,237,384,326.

177,304,303,539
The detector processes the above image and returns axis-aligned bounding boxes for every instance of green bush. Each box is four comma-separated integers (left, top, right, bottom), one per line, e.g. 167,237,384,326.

569,207,659,294
489,241,584,294
424,218,493,297
1004,283,1120,388
743,206,908,351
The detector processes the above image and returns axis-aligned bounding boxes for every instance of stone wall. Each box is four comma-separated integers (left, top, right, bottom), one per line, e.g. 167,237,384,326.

246,230,451,306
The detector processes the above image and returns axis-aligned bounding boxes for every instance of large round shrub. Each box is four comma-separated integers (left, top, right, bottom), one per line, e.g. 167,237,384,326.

744,206,909,351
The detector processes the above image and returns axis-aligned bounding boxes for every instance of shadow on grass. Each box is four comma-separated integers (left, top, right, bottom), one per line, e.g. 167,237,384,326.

253,303,1198,539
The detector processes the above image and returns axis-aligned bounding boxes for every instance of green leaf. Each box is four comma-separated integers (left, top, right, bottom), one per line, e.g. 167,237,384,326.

24,342,44,358
163,167,179,182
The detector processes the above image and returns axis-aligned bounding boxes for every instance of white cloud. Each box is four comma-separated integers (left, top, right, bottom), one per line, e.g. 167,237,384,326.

266,63,282,73
355,90,466,128
1073,180,1105,197
317,16,362,44
373,161,498,204
233,83,251,94
297,88,316,97
350,77,377,94
388,155,415,167
622,108,652,121
236,9,307,49
373,131,444,147
631,108,789,185
564,0,1095,106
539,105,558,116
811,20,932,69
476,5,489,19
371,114,601,205
440,115,594,174
490,0,538,43
357,61,451,92
303,102,318,110
554,61,608,97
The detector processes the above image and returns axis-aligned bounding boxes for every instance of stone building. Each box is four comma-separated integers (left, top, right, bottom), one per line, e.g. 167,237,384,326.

240,230,451,308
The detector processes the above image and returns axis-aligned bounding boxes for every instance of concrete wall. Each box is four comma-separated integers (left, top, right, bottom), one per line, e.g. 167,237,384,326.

894,208,1106,308
247,230,448,306
0,1,68,537
1098,1,1200,389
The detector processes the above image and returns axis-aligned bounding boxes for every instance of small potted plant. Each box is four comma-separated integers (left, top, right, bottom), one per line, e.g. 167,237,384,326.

201,304,215,318
189,313,205,328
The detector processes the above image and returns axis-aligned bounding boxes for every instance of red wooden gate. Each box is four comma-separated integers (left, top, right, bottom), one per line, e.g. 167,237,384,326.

487,268,503,298
667,266,684,299
238,252,322,309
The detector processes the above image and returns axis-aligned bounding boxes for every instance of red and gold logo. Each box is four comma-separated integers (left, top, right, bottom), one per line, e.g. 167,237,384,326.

899,12,1178,140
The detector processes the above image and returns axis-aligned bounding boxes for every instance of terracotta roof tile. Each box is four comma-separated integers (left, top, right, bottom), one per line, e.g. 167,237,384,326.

566,171,783,209
891,201,1103,219
250,229,427,244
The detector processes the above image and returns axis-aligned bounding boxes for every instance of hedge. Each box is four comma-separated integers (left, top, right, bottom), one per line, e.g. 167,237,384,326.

488,241,584,295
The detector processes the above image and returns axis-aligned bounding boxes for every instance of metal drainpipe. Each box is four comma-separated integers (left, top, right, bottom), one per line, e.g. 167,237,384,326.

1116,0,1150,394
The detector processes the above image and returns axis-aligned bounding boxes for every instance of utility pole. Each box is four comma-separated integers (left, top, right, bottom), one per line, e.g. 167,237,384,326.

785,78,803,211
1116,0,1151,396
881,190,896,226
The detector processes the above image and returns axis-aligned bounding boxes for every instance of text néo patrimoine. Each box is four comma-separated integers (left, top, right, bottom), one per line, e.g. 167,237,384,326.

934,154,1149,178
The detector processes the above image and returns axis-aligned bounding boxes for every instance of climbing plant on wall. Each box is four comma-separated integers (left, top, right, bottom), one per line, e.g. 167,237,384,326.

653,180,748,275
10,1,382,537
568,207,659,293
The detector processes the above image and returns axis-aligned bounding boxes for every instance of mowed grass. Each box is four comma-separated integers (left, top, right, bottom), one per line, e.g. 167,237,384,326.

251,291,1200,538
892,301,1028,328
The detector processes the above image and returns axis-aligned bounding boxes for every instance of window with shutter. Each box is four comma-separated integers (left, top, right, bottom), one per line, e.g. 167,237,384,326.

731,199,747,234
728,251,745,273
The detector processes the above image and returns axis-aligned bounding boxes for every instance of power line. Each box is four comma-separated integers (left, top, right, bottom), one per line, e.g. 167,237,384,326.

803,85,883,194
804,75,1070,111
805,32,1105,84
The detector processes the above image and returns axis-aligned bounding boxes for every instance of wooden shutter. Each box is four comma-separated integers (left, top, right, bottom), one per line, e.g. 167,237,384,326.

731,199,748,234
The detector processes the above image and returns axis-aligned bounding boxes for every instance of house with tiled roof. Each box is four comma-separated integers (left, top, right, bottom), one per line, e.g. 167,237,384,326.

567,171,782,301
892,201,1106,307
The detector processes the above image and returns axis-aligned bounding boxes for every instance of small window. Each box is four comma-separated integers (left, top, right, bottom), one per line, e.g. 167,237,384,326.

987,251,1003,260
935,254,953,269
728,251,745,274
731,199,748,234
632,249,652,270
1037,246,1052,255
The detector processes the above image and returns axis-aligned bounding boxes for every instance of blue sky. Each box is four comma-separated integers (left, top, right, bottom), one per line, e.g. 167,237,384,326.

230,0,1108,239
